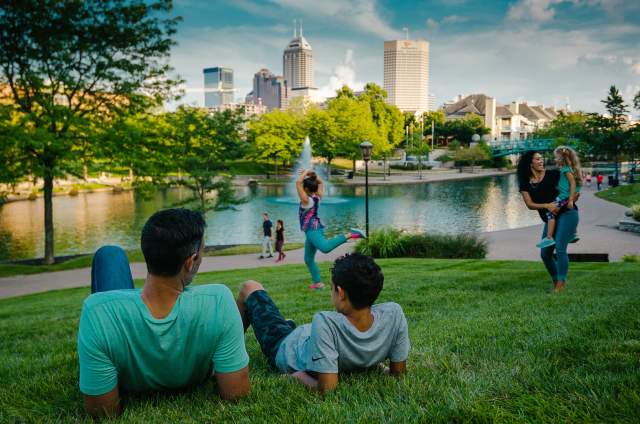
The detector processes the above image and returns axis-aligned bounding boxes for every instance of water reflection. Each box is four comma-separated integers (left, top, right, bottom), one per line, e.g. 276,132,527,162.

0,174,540,260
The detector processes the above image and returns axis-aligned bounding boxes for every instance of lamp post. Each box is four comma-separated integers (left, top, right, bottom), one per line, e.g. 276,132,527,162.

359,141,373,237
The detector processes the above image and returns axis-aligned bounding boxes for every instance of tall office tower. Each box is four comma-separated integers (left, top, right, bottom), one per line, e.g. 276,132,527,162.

383,39,430,114
203,67,234,107
250,68,289,110
283,21,315,98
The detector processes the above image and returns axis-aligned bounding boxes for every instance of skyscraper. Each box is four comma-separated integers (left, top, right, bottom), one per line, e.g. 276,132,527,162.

203,67,234,107
383,39,430,114
283,21,316,99
248,68,288,111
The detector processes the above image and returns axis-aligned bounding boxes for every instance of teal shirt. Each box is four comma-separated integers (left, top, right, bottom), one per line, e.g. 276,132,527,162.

78,284,249,396
558,166,581,200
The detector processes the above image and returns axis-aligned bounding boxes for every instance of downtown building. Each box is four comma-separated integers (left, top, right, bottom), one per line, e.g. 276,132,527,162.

246,68,289,111
283,22,317,101
203,67,234,107
383,39,430,115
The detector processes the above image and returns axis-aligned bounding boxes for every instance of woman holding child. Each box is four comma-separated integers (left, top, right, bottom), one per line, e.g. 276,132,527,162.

517,149,580,293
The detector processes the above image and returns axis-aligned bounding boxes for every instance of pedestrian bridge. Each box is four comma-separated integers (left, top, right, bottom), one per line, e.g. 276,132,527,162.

489,138,577,157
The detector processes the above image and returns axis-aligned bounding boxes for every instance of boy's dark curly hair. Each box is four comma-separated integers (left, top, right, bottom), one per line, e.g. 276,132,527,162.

331,253,384,309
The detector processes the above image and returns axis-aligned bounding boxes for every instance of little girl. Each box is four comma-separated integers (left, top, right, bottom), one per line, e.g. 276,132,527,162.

275,219,286,262
296,169,365,289
537,146,582,248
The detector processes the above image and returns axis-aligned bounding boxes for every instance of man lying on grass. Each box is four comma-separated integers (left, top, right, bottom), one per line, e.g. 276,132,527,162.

236,253,409,392
77,209,250,418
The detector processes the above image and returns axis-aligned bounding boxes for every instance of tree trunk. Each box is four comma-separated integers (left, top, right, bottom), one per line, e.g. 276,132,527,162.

43,171,55,265
352,158,356,174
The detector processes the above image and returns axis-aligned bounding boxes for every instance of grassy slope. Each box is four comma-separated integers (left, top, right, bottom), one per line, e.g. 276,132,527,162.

594,183,640,207
0,243,304,278
1,259,639,422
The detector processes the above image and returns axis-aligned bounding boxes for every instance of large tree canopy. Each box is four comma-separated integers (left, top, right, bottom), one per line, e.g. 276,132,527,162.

0,0,180,263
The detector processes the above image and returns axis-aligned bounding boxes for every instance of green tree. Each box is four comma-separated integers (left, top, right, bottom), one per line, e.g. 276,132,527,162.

423,110,446,146
0,0,180,263
249,109,304,178
166,106,247,211
602,85,628,125
304,106,338,180
327,95,379,172
441,113,489,146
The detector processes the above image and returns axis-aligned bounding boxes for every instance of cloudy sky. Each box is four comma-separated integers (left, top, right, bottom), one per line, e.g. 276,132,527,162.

169,0,640,114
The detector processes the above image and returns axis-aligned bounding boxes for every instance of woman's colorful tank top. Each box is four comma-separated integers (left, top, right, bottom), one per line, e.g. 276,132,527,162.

299,195,323,232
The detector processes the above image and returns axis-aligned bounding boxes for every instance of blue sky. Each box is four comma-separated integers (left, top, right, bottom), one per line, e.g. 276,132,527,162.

170,0,640,113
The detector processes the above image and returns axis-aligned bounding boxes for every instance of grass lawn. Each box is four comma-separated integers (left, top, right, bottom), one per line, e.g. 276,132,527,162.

595,183,640,207
1,259,639,422
0,243,304,278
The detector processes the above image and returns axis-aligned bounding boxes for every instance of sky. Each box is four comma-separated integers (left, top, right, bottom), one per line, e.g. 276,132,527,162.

169,0,640,114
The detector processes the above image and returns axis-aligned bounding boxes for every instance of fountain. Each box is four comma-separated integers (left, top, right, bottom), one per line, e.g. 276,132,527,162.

271,136,347,205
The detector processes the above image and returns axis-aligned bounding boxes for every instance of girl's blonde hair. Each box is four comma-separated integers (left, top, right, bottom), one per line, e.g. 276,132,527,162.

554,145,583,186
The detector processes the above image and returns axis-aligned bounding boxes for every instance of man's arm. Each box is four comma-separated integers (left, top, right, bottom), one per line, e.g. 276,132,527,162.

215,366,250,400
83,386,120,418
389,360,406,376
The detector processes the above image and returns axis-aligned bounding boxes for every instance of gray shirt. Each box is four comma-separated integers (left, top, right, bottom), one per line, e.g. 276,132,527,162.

274,302,410,374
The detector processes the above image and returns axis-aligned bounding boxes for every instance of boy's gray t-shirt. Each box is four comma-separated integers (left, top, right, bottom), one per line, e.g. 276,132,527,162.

274,302,409,374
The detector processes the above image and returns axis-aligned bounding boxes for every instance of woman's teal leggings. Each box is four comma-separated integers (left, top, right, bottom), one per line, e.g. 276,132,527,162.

304,229,347,283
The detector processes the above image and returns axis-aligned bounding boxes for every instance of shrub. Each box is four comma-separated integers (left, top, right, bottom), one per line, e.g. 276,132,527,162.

448,140,461,151
68,186,79,196
631,204,640,221
355,228,487,259
436,153,454,162
390,163,433,171
453,146,490,167
622,254,640,263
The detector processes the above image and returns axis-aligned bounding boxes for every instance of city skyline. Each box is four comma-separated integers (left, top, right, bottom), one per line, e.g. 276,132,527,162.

171,0,640,114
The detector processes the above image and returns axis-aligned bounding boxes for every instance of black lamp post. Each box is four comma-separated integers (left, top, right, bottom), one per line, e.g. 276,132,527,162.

359,141,373,237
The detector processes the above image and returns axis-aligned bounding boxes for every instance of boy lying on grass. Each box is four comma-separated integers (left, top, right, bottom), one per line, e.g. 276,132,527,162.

236,253,409,392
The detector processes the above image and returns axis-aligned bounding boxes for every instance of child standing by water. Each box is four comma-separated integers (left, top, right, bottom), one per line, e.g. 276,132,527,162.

296,169,365,290
275,219,286,262
537,146,582,248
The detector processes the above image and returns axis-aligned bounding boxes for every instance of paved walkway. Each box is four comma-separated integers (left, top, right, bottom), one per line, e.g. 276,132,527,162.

0,186,637,299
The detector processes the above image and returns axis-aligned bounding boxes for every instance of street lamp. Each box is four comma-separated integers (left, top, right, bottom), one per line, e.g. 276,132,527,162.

359,141,373,237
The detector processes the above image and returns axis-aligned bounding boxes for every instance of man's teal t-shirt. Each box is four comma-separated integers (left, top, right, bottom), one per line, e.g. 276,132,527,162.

558,166,581,199
77,284,249,396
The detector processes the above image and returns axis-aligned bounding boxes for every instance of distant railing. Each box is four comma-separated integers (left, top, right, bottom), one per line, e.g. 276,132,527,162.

488,138,578,157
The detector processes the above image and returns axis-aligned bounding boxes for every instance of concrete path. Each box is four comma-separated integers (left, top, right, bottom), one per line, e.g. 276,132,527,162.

0,185,637,300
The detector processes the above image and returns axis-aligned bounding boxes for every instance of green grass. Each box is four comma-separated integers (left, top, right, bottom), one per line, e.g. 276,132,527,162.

0,244,304,278
595,183,640,207
1,259,639,422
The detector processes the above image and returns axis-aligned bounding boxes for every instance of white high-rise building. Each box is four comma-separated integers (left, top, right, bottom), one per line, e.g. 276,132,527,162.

383,39,430,114
283,21,316,100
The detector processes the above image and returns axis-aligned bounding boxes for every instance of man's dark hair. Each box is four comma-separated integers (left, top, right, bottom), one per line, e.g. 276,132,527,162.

141,208,206,276
331,254,383,309
516,150,541,188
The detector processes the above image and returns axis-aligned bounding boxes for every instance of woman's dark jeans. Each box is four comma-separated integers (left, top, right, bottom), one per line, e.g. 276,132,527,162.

540,208,579,282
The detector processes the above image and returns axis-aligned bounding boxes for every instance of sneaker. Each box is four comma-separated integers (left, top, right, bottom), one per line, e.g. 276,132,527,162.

569,235,580,243
258,255,264,259
267,254,274,258
350,228,366,239
536,238,556,249
309,282,325,290
285,319,296,328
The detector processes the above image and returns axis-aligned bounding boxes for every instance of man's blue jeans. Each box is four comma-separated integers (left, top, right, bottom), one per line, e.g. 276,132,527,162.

540,209,579,283
91,245,134,293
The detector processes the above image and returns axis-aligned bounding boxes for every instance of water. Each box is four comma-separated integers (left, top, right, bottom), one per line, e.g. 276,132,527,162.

0,174,540,261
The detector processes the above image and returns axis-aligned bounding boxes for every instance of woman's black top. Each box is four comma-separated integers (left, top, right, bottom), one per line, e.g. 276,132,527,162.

518,169,560,222
276,228,284,241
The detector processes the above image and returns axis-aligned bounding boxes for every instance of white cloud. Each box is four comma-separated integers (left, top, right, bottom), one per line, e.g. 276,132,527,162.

425,18,439,30
507,0,559,22
317,49,366,100
442,15,469,24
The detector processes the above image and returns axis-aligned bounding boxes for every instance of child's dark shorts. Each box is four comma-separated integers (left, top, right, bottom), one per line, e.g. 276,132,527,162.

245,290,296,367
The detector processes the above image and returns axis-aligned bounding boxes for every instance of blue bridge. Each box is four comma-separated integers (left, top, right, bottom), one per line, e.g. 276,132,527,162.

489,138,577,157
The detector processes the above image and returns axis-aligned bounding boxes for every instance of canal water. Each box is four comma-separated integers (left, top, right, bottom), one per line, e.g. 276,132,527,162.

0,174,540,261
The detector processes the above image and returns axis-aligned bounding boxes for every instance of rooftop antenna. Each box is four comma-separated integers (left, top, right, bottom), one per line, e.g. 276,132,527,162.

300,19,303,38
403,27,409,40
293,19,297,38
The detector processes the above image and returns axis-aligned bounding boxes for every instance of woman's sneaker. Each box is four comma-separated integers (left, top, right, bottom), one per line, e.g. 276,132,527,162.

569,235,580,243
536,238,556,248
309,282,325,290
350,228,366,239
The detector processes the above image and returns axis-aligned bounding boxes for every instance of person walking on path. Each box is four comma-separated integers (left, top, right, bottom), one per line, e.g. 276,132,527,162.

517,151,579,293
275,219,286,262
296,169,365,290
596,173,604,191
259,212,274,259
586,172,592,187
78,209,249,418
